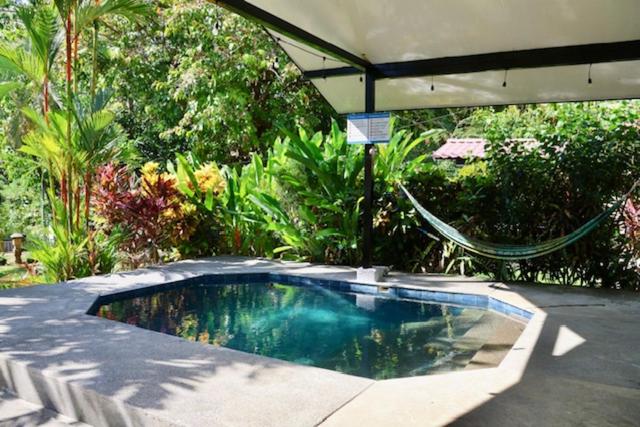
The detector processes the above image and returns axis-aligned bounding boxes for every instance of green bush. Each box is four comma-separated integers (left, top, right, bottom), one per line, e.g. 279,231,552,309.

172,119,427,264
395,103,640,288
168,104,639,289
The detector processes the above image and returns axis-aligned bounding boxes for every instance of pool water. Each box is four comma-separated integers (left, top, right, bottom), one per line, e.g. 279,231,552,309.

95,281,520,379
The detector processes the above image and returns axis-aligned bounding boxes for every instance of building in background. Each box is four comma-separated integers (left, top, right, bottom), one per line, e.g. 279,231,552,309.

432,138,487,165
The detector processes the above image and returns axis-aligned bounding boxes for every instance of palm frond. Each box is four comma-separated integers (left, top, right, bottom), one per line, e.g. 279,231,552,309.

16,3,62,73
0,81,21,98
76,0,153,32
0,42,44,83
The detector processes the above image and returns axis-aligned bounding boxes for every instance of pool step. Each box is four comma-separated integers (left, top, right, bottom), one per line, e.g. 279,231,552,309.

464,315,525,370
427,310,525,374
415,309,492,374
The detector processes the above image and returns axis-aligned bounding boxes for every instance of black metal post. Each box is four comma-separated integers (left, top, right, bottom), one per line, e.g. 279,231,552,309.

362,72,375,268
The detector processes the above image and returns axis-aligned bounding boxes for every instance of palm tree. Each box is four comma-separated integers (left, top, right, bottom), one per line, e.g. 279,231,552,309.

49,0,151,233
3,0,152,278
20,99,124,227
74,93,127,227
0,3,61,122
0,4,62,226
74,0,153,102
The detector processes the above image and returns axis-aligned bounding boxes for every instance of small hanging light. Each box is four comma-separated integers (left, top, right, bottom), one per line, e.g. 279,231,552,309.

430,76,435,91
502,69,508,88
359,75,363,83
588,63,593,84
322,56,327,79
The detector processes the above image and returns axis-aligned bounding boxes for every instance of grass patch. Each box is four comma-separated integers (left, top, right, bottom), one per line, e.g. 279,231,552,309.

0,252,41,289
0,264,30,289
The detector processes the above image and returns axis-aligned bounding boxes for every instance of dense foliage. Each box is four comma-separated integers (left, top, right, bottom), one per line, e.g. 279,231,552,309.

383,103,640,288
90,105,640,289
1,1,639,290
105,0,336,164
93,159,224,266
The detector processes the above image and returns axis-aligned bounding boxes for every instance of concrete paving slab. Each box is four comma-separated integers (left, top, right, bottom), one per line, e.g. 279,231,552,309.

322,284,640,427
0,257,638,427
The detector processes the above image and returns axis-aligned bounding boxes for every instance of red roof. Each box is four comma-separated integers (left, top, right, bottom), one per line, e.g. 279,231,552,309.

432,139,487,160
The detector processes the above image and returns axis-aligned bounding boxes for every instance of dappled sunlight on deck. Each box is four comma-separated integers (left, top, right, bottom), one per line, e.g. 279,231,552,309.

0,258,637,426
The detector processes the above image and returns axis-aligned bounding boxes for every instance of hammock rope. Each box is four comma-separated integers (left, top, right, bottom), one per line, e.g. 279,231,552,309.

400,179,639,261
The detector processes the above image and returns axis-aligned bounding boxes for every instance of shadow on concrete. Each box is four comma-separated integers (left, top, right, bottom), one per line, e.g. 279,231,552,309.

449,284,640,426
0,258,371,426
0,388,82,426
3,259,639,426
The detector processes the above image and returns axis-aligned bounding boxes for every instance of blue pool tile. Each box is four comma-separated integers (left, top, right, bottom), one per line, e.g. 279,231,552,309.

91,271,532,324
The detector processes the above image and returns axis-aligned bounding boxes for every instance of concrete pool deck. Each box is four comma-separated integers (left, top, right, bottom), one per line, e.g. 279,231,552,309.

0,257,638,426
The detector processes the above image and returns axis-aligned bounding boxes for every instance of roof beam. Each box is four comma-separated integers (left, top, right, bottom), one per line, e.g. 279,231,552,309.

211,0,371,71
303,40,640,80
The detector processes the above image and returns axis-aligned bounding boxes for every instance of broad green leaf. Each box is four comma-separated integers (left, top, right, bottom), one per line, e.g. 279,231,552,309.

0,81,21,98
204,188,214,211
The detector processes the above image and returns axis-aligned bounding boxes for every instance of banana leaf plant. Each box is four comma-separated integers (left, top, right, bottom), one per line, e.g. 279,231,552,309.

250,121,364,263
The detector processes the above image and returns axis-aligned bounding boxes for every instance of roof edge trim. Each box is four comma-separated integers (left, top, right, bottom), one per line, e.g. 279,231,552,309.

304,39,640,80
212,0,370,71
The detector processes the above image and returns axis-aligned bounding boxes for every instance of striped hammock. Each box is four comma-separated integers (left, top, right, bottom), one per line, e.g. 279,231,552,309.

400,184,623,261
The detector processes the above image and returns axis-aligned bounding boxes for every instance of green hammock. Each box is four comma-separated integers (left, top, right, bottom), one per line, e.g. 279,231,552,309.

400,184,624,261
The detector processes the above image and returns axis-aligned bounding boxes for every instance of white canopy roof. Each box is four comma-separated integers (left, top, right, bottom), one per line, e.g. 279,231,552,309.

216,0,640,113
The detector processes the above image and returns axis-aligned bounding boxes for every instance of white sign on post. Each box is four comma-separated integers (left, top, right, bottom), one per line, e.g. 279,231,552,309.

347,112,390,144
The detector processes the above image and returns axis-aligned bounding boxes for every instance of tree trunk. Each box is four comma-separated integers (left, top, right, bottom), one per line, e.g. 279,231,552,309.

90,21,99,104
84,171,92,228
43,74,49,123
65,10,74,235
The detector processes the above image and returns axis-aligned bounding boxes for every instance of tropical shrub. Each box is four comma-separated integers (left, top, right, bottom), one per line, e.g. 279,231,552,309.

624,198,640,275
169,154,226,257
93,158,228,265
172,124,362,262
219,153,283,257
251,124,364,263
411,103,640,288
30,223,89,282
170,120,429,265
94,162,183,265
27,199,123,281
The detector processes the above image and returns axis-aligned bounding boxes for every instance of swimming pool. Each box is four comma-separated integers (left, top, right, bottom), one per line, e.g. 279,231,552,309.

90,274,528,379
